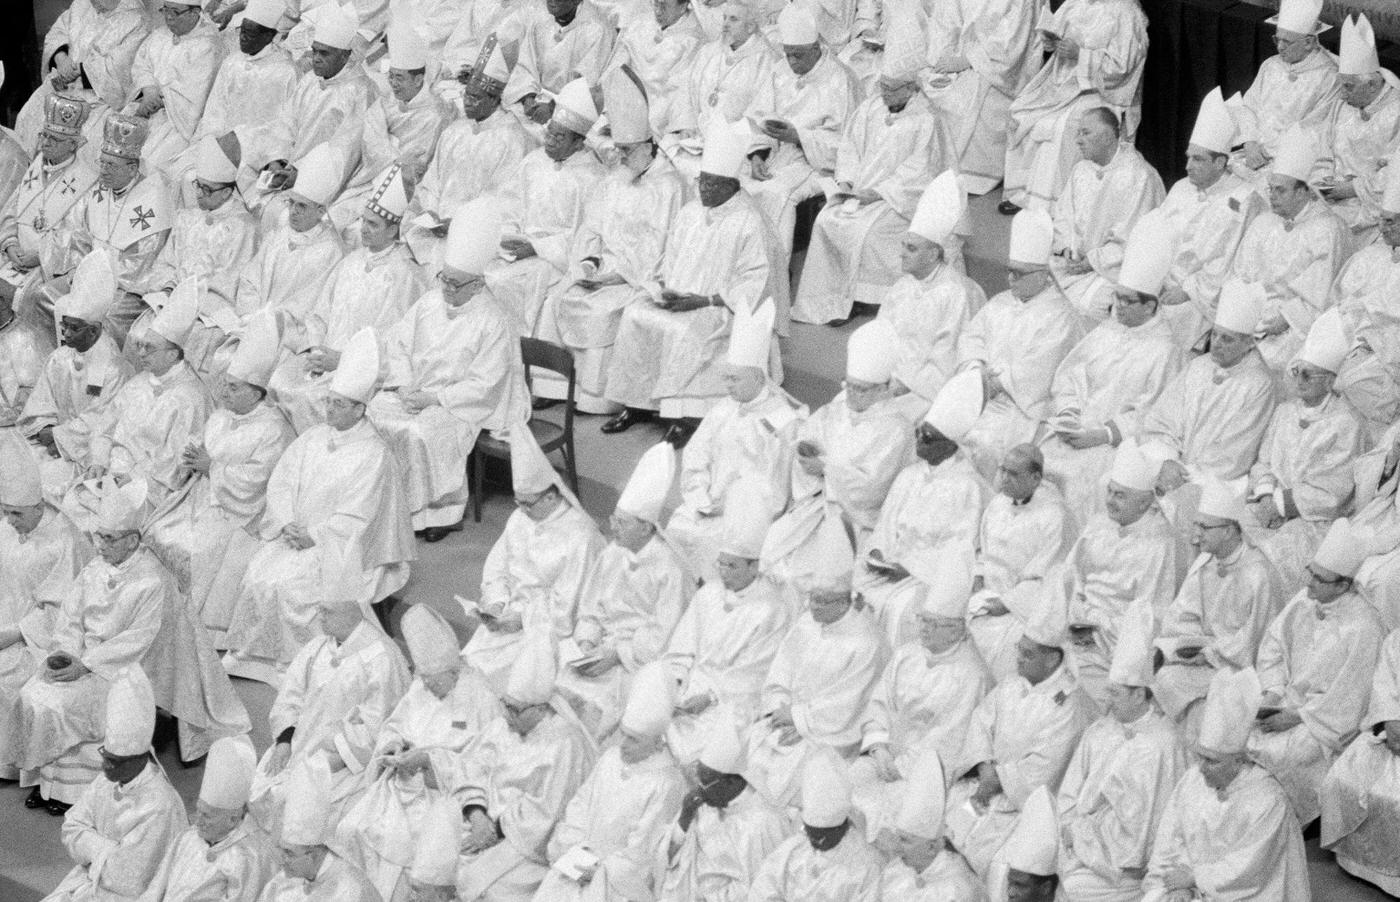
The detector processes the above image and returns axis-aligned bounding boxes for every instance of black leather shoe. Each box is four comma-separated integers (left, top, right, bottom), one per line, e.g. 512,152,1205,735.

997,200,1022,215
662,420,698,448
531,397,562,411
24,787,45,809
601,408,654,434
850,301,879,319
46,798,72,816
420,523,462,543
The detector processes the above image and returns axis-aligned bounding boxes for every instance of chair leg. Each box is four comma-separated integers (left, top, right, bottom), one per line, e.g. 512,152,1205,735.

471,451,483,523
565,434,580,500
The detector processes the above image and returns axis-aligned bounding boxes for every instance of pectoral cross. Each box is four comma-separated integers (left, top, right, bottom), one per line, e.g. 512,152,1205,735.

129,205,155,231
21,170,39,191
59,176,78,195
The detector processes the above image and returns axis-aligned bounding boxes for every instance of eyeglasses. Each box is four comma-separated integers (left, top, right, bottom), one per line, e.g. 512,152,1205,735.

437,272,473,292
1288,366,1330,382
194,181,231,197
1192,521,1234,532
1306,567,1348,585
1006,267,1043,282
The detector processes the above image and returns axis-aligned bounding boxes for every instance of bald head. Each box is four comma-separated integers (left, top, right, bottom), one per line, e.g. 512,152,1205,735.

996,443,1043,502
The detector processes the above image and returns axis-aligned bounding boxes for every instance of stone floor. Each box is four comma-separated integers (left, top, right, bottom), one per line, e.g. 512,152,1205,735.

2,191,1393,900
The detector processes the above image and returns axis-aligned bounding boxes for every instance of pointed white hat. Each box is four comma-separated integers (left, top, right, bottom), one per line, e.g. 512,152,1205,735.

908,170,965,246
719,480,776,558
509,422,561,497
199,735,258,809
1117,213,1174,297
226,309,281,389
291,142,347,208
620,660,676,737
1009,208,1054,266
778,1,819,45
602,65,651,145
96,475,149,533
1297,306,1349,374
1022,592,1068,649
879,31,923,83
0,435,43,507
552,77,600,135
1108,598,1156,687
920,561,971,618
893,745,947,839
801,510,856,595
1339,15,1379,76
698,718,747,774
1384,152,1400,214
195,135,238,184
282,755,334,845
505,628,557,705
243,0,285,29
104,665,155,756
845,318,897,384
328,327,381,404
1313,516,1368,578
59,249,118,324
317,542,364,609
800,750,852,828
402,603,461,674
443,198,504,275
1189,87,1238,156
1197,478,1250,524
1271,125,1317,184
1214,279,1265,335
388,19,429,70
474,42,512,91
726,297,775,370
411,796,462,886
1002,786,1058,876
616,441,675,523
1198,666,1261,754
313,3,358,50
700,116,751,180
151,277,200,349
1270,0,1327,35
1108,439,1157,494
922,369,984,442
366,162,410,222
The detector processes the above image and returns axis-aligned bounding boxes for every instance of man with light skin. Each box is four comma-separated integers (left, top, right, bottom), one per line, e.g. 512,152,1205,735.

12,0,149,156
369,195,529,540
610,0,705,142
1050,107,1165,326
403,44,531,273
0,94,99,338
873,170,987,412
967,443,1072,682
223,329,415,684
663,487,796,764
1150,87,1266,351
1231,126,1348,373
1062,440,1178,708
269,158,429,433
1143,279,1277,505
326,22,453,236
1247,312,1364,593
792,52,956,324
1247,518,1385,828
535,662,686,901
231,143,346,353
486,77,606,335
149,735,278,902
1056,602,1186,901
124,0,227,178
259,756,379,901
943,601,1095,878
1155,482,1279,738
67,113,174,345
1142,668,1310,901
1230,0,1339,183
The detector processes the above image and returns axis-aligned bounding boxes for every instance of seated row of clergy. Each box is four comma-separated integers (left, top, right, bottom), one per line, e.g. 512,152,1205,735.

0,454,249,814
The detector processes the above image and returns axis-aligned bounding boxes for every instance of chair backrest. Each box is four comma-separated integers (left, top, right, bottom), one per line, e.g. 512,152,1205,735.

521,337,576,440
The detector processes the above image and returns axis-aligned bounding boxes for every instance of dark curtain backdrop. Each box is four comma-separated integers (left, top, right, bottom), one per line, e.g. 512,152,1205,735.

1135,0,1400,185
1,1,40,128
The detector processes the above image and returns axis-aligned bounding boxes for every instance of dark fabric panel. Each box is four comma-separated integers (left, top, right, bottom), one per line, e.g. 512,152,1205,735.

1137,0,1187,178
